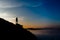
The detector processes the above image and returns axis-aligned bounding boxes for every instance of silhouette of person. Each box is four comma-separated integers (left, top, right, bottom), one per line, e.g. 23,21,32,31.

16,17,18,24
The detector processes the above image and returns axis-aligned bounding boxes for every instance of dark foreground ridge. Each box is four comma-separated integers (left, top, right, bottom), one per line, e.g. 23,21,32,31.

0,18,37,40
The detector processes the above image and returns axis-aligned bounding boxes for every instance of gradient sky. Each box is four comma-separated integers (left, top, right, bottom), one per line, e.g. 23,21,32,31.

0,0,60,28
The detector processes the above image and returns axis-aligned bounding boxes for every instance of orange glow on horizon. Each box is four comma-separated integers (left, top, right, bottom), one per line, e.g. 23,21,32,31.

2,18,60,28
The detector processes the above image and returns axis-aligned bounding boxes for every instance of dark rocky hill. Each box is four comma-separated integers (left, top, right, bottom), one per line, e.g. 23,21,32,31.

0,18,37,40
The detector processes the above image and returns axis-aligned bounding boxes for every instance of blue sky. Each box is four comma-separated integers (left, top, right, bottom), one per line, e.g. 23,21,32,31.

0,0,60,28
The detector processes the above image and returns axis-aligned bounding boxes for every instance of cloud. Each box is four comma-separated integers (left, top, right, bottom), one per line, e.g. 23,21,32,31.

0,12,10,17
4,17,24,21
0,0,22,8
18,17,24,21
0,13,25,23
0,12,24,21
0,0,42,8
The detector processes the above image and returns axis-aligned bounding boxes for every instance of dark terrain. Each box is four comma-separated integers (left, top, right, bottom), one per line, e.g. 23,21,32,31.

0,18,37,40
0,18,60,40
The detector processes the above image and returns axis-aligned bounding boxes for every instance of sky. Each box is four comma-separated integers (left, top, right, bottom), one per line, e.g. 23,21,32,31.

0,0,60,28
